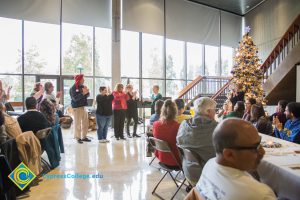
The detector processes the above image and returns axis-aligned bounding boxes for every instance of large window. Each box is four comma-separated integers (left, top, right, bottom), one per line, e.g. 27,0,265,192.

0,75,22,102
142,79,164,99
221,46,234,76
62,23,93,76
95,78,111,95
142,33,164,78
95,27,111,77
24,76,36,98
0,17,21,74
121,78,140,96
121,30,139,78
24,21,60,75
166,80,186,99
205,45,219,76
166,39,185,79
187,42,203,80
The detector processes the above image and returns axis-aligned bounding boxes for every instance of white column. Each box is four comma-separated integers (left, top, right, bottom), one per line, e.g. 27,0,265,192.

297,65,300,102
111,0,121,89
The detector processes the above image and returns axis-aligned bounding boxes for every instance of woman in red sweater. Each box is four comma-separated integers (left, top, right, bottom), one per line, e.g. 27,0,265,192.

112,83,129,140
153,99,180,167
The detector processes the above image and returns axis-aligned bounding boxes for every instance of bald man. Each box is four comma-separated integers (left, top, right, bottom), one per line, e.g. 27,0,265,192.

196,118,276,200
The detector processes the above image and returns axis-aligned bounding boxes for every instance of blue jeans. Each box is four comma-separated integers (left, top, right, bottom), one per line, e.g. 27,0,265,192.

96,114,112,140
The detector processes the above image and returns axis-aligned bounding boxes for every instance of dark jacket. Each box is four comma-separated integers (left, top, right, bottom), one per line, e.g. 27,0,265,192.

17,110,50,133
126,93,138,118
253,116,273,135
269,112,287,127
0,155,16,200
69,84,90,108
96,94,114,116
230,91,245,107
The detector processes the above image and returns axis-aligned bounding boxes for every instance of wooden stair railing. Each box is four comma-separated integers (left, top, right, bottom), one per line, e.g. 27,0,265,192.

211,14,300,102
177,76,204,99
211,78,232,100
262,14,300,79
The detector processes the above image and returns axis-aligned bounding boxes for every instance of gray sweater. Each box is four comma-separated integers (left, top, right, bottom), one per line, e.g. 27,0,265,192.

176,115,218,185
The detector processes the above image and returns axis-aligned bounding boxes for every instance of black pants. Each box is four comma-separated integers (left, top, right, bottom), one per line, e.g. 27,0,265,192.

113,110,126,138
126,112,138,135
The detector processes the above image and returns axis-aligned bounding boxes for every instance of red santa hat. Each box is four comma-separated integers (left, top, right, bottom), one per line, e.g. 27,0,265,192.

74,74,84,91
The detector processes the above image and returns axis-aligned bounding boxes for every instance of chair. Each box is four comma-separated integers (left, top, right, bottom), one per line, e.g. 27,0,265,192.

177,145,206,187
148,137,186,200
184,188,206,200
36,127,52,140
35,128,52,173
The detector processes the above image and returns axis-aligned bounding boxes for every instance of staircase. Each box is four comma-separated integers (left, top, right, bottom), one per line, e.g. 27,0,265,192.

177,76,230,109
178,14,300,107
262,14,300,104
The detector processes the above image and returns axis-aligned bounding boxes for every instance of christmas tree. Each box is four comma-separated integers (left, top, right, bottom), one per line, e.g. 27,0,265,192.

230,27,264,102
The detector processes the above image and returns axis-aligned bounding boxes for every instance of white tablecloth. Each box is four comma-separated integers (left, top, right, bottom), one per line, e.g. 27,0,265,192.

258,134,300,200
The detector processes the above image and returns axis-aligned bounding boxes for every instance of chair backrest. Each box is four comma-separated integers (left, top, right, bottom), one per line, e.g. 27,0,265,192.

177,145,205,168
149,137,171,153
35,127,52,140
149,137,182,168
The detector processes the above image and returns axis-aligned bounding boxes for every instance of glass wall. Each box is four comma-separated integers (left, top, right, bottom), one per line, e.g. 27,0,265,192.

24,21,60,75
142,33,164,79
0,18,234,107
0,17,21,74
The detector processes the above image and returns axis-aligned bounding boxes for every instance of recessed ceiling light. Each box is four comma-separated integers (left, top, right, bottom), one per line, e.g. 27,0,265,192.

246,5,250,8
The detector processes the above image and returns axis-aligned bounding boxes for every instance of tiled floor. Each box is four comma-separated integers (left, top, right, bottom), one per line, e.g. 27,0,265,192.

20,126,187,200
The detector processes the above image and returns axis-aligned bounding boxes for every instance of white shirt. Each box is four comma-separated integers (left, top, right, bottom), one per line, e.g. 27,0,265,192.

196,158,276,200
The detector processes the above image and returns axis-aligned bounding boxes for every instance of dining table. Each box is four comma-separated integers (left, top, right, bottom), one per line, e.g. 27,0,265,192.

258,134,300,200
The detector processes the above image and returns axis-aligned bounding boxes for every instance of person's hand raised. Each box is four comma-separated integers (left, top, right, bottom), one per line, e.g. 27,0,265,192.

82,86,89,95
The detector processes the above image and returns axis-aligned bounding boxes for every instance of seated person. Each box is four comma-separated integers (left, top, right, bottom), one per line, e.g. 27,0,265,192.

175,99,191,124
177,97,218,185
223,101,245,119
217,100,232,119
0,103,42,175
196,118,276,200
243,97,256,121
40,99,58,126
269,100,288,127
149,99,164,125
251,104,273,135
0,102,21,139
17,97,50,134
150,85,162,115
274,102,300,144
153,99,180,167
147,99,164,157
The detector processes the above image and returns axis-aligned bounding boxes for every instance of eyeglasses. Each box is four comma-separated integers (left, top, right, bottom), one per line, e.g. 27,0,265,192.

227,136,262,153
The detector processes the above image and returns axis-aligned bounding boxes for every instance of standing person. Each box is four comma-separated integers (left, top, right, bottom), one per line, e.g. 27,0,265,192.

229,83,245,109
69,74,91,144
125,84,141,138
112,83,129,140
96,86,114,143
150,85,162,115
0,80,11,104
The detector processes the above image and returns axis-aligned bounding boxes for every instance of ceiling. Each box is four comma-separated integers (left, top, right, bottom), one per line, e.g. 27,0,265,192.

186,0,268,16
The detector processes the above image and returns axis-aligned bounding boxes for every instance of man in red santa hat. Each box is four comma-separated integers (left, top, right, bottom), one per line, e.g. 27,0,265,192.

69,74,91,144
